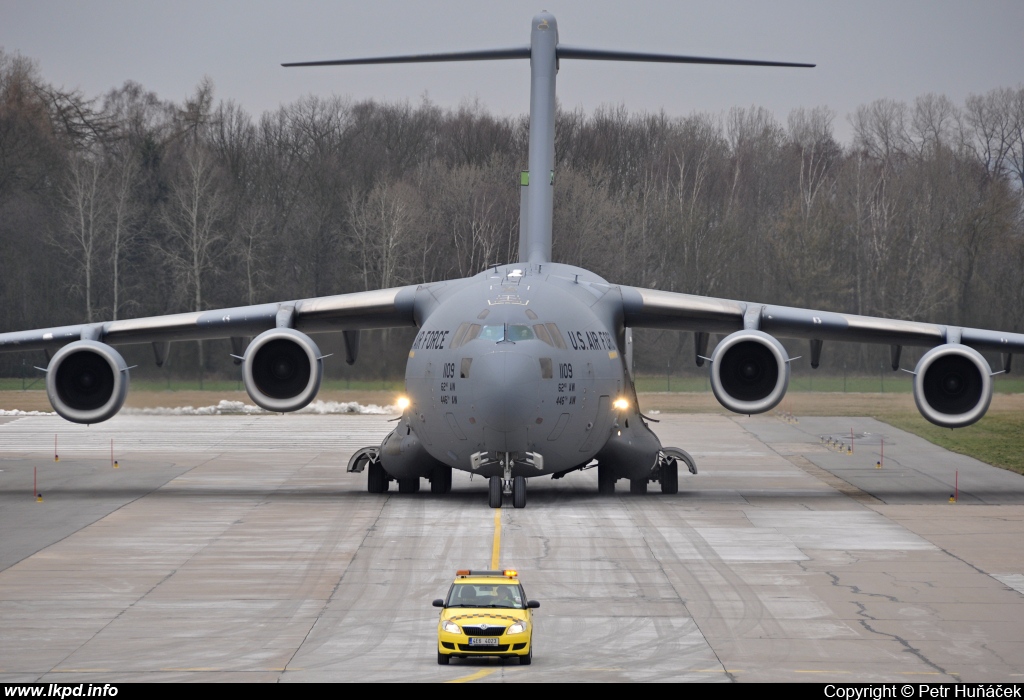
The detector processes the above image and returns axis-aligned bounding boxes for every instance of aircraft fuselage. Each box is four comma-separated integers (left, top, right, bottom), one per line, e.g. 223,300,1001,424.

401,262,631,478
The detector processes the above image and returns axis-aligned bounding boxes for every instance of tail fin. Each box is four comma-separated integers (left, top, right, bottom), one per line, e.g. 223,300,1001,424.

284,13,814,267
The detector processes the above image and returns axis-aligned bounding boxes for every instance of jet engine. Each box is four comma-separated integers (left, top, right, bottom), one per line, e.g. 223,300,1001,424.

242,328,323,412
46,340,129,424
710,330,790,414
913,344,992,428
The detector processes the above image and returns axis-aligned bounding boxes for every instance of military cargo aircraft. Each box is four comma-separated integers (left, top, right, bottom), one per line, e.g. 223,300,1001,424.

2,13,1022,508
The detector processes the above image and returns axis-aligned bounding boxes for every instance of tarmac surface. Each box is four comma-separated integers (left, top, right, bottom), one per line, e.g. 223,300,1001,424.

1,411,1023,683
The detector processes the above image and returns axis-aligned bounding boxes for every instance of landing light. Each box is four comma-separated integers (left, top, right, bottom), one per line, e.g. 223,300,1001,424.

396,396,411,411
612,398,629,411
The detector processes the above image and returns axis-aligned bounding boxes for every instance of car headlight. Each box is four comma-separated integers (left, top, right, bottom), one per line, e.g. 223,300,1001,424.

507,621,527,635
441,620,461,635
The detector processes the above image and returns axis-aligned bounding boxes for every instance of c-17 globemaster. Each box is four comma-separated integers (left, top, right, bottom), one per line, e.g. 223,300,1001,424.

2,13,1023,509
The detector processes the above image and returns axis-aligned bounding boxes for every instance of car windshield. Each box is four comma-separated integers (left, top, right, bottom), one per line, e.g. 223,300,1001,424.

446,583,524,609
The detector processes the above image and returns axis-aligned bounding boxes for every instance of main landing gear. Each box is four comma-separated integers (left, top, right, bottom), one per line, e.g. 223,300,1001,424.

596,448,696,496
349,447,453,495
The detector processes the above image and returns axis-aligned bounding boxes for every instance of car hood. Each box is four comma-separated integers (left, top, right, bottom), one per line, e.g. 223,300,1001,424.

442,608,529,626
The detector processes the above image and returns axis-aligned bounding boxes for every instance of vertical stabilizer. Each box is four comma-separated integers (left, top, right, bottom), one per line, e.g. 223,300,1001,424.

521,12,558,265
283,14,812,269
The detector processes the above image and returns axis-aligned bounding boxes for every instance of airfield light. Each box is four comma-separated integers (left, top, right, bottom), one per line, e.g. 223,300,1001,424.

612,397,629,411
396,396,411,411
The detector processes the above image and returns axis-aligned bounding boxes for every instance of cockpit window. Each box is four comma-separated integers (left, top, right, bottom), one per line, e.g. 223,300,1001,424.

507,325,535,341
478,325,505,341
533,324,553,346
546,323,567,349
468,324,539,343
463,324,482,343
449,323,470,349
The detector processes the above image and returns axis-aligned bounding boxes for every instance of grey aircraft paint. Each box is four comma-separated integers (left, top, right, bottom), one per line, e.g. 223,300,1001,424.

2,13,1024,508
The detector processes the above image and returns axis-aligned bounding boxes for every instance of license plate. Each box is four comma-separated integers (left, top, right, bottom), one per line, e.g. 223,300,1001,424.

469,637,499,646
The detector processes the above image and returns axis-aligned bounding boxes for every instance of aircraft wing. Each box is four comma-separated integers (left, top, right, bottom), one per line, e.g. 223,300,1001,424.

0,285,420,423
619,286,1024,355
0,286,419,354
619,285,1022,428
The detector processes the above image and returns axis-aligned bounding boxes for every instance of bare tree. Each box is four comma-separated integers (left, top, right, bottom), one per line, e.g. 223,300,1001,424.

55,149,109,322
161,142,227,313
105,142,141,319
348,178,422,290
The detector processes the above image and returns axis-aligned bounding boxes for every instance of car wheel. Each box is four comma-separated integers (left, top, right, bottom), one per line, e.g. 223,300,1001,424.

629,478,647,494
519,644,532,665
488,475,502,508
368,462,388,493
437,651,450,665
598,464,615,495
512,475,527,508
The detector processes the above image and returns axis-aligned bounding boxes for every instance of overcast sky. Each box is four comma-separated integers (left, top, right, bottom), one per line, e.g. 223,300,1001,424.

2,0,1023,144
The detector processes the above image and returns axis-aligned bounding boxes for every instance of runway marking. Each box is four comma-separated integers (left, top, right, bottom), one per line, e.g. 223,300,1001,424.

491,508,502,568
446,668,497,683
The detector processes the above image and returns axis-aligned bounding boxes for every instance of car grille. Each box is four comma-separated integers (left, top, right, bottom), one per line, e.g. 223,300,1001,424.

462,626,507,636
458,644,510,652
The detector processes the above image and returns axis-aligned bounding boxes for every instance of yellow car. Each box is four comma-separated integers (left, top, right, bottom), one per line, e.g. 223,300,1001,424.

434,569,539,665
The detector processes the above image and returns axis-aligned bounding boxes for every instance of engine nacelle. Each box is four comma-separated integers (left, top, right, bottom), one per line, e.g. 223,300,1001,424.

710,330,790,414
46,340,129,424
913,344,992,428
242,328,323,412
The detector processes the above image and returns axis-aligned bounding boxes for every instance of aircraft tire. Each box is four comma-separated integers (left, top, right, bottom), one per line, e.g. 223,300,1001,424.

488,476,503,508
431,465,452,494
368,462,388,493
629,478,648,495
660,460,678,494
598,465,615,495
398,477,420,494
437,651,450,665
512,476,527,509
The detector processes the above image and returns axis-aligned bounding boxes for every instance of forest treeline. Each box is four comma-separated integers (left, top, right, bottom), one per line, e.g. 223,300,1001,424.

1,48,1023,380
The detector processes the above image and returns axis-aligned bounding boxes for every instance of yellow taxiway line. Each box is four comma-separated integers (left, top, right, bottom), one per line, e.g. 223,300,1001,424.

446,668,497,683
491,507,502,568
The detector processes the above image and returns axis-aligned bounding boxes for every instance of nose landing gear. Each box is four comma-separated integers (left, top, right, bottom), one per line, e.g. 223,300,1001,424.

488,453,529,508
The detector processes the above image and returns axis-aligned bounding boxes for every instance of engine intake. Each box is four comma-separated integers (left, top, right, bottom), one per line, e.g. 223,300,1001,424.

242,328,323,412
46,341,129,424
913,344,992,428
710,330,790,414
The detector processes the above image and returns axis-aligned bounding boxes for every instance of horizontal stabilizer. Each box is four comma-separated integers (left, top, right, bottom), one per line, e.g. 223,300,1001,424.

283,47,530,68
557,45,814,68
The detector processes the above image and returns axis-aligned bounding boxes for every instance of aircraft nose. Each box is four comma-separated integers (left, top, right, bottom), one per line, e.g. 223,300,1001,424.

474,350,539,433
